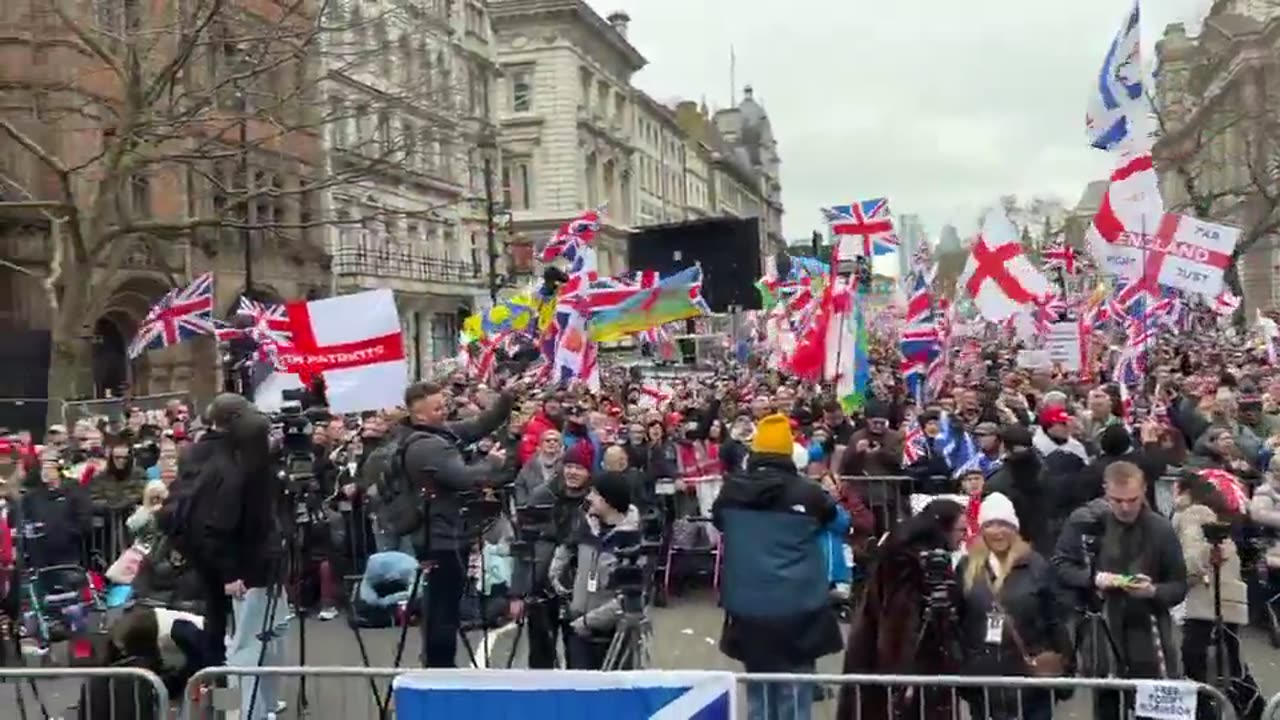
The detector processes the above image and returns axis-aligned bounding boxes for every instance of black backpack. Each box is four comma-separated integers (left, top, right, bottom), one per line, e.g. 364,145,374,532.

376,431,434,537
155,457,224,561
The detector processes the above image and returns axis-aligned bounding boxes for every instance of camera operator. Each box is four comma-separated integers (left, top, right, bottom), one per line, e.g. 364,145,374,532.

547,470,639,669
172,395,283,682
1052,461,1187,720
838,498,965,720
1171,472,1249,714
509,442,593,668
400,380,515,668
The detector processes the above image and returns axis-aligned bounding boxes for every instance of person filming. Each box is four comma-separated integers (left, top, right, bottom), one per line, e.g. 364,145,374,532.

400,380,514,668
1052,461,1187,720
509,442,594,668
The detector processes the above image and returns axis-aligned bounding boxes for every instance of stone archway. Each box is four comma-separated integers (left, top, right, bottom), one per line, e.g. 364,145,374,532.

97,273,175,396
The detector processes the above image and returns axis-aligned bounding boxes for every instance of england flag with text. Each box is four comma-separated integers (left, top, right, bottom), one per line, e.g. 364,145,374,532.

393,670,734,720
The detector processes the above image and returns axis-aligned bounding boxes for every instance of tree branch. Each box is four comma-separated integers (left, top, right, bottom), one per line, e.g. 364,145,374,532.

0,119,70,176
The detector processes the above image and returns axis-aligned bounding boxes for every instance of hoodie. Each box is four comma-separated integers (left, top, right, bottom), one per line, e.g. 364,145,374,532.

548,505,640,632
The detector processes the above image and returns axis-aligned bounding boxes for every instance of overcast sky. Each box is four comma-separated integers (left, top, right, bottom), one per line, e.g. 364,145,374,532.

585,0,1213,244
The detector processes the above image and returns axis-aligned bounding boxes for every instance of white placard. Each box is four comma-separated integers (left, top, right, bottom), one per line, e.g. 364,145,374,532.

1045,321,1083,371
1134,681,1197,720
1017,350,1051,369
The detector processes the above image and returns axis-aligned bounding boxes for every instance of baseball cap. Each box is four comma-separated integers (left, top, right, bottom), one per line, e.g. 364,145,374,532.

1038,406,1071,427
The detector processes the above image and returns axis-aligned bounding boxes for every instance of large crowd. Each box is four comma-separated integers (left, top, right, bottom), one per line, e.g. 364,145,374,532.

1,338,1279,719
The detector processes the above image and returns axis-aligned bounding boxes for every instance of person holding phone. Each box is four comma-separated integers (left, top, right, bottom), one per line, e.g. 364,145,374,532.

1052,462,1187,720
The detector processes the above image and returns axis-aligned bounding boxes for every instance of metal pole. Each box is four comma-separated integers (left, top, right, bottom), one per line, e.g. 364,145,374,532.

240,111,252,298
484,153,498,304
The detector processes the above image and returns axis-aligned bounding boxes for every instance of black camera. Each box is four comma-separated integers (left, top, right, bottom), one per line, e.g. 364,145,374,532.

918,548,956,618
1203,521,1232,546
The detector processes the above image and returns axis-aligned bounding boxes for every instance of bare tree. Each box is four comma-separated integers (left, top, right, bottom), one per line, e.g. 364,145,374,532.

1153,101,1280,299
0,0,480,417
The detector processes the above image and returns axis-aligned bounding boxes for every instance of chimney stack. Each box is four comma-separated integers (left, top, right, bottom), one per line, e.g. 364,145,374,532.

606,10,630,38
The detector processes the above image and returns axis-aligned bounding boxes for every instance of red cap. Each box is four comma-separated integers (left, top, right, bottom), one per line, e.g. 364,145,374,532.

1038,406,1071,427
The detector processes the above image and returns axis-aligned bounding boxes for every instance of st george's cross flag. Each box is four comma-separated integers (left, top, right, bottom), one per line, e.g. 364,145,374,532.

959,208,1052,322
263,288,408,413
392,670,735,720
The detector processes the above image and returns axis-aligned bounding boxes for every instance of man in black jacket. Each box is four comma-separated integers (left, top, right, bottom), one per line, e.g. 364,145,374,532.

400,380,515,667
508,441,593,668
178,393,281,692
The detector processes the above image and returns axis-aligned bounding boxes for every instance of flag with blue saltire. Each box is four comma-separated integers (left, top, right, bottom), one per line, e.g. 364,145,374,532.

900,270,942,404
823,199,898,257
393,670,735,720
1086,0,1150,153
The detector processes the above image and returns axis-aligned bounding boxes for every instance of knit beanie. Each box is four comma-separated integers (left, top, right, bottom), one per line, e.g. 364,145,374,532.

977,491,1020,530
752,414,793,456
593,471,633,513
563,441,594,470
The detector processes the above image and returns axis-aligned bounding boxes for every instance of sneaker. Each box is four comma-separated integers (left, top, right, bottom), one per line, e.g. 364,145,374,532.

317,607,339,621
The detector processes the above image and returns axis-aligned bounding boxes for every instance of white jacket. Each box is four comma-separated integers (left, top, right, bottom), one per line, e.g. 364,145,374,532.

1032,426,1089,464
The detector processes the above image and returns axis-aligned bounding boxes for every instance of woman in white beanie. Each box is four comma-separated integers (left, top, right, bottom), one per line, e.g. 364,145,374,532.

955,492,1070,720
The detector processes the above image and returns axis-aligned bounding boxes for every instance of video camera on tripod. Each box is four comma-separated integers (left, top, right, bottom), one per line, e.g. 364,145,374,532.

918,548,957,620
271,395,333,526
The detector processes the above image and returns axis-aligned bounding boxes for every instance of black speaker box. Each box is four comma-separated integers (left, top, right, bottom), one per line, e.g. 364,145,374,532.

626,217,763,312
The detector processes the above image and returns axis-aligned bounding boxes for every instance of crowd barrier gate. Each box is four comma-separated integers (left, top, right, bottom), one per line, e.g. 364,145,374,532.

0,666,169,720
738,673,1238,720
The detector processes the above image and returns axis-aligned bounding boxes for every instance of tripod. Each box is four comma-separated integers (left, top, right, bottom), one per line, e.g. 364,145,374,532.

352,560,427,720
1073,534,1124,678
601,590,652,670
244,492,321,720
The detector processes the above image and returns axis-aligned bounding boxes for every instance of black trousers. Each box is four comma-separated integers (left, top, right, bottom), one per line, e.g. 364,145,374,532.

525,595,568,669
198,570,230,666
421,549,466,668
567,633,613,670
1183,619,1244,720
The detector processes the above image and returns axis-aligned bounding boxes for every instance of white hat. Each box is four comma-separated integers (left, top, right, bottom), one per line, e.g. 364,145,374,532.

978,492,1020,530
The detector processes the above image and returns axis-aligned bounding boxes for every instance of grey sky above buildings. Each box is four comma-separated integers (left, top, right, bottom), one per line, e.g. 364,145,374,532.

586,0,1212,243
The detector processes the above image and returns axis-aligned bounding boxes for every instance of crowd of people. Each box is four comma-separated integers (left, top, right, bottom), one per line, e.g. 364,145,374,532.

1,341,1279,719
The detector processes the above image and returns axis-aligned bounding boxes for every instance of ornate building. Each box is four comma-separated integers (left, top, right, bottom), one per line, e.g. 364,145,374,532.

0,0,331,422
489,0,644,276
712,86,785,250
322,0,501,378
1154,1,1280,312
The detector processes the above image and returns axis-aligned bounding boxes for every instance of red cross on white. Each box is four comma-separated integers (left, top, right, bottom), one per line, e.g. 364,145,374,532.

960,208,1052,322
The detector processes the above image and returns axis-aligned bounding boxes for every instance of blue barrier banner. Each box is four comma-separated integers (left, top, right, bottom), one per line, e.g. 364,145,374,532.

392,669,735,719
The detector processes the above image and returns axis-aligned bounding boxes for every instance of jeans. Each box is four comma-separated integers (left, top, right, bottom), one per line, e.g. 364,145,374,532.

227,586,289,720
743,660,816,720
421,549,466,667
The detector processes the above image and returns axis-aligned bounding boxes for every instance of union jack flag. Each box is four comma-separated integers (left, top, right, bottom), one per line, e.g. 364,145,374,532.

900,271,942,403
823,199,898,257
540,207,603,264
1041,241,1080,275
127,273,215,359
215,297,293,344
902,421,925,465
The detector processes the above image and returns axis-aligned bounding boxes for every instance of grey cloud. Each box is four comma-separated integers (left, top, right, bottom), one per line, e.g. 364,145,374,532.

589,0,1209,240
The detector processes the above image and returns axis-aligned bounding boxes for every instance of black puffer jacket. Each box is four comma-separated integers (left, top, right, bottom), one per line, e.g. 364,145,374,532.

20,474,91,568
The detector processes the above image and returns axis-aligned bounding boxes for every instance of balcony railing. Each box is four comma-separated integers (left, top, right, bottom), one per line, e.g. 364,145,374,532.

333,238,482,285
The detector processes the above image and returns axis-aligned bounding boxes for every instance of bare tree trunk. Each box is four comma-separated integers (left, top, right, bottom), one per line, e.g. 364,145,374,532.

44,277,94,426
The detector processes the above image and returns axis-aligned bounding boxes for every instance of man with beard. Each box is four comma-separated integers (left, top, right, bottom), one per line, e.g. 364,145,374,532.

509,441,594,668
1052,462,1186,720
984,425,1051,554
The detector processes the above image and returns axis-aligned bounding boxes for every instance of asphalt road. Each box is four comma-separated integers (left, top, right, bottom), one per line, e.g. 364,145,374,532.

7,591,1280,719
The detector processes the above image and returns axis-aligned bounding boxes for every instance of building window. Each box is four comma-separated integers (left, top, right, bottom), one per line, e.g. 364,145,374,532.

511,67,532,112
330,97,347,148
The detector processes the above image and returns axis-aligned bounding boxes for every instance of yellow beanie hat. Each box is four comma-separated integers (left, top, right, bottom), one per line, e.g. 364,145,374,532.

751,413,794,456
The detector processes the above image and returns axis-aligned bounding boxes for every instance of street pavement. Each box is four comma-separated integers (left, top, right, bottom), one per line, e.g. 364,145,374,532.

8,590,1280,718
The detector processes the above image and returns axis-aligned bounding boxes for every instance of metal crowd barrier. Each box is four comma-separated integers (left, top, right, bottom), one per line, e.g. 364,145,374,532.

1265,690,1280,720
177,668,1241,720
739,673,1238,720
182,666,406,720
0,666,170,720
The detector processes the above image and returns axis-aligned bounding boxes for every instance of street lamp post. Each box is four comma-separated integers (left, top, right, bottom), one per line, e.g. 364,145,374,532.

478,129,502,304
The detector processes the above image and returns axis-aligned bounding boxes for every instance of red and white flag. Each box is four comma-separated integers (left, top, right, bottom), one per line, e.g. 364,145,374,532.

958,208,1052,322
269,289,408,413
